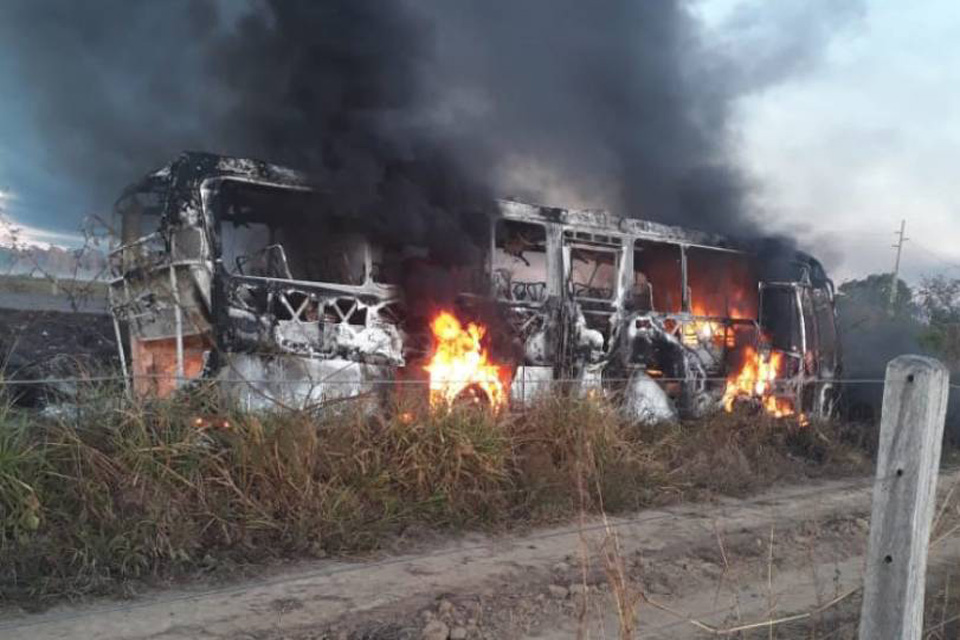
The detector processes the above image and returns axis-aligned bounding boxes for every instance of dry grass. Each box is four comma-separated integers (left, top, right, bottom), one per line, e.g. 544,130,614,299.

0,383,873,603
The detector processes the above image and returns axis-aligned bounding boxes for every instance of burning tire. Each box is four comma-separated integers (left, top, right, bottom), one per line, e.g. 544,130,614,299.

424,311,509,411
452,383,496,409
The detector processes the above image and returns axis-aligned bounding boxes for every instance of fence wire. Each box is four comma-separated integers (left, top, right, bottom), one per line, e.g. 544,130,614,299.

0,373,894,387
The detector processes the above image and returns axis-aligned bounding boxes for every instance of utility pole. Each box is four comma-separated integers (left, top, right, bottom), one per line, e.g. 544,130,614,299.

889,219,908,313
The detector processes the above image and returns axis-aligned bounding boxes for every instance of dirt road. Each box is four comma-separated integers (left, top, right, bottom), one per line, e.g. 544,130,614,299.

8,471,950,640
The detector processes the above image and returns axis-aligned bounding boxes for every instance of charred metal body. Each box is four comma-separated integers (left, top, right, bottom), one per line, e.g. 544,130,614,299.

110,152,841,419
492,201,842,420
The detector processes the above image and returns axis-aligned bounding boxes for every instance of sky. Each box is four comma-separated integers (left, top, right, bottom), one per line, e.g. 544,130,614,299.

701,0,960,282
1,0,959,284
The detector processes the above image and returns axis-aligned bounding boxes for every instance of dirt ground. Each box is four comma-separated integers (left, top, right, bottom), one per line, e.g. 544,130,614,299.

0,307,116,404
6,472,958,640
0,308,115,367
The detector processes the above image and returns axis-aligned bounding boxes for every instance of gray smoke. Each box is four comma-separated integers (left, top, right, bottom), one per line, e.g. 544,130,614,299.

0,0,861,239
415,1,742,231
0,1,224,215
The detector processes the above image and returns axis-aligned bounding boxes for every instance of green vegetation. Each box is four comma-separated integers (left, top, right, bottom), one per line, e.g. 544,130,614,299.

0,384,871,603
838,273,960,373
918,275,960,370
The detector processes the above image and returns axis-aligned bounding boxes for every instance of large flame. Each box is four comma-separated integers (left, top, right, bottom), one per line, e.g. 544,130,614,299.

722,347,800,420
424,311,508,410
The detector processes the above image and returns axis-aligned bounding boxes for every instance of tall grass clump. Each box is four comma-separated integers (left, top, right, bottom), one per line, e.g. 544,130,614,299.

0,382,871,601
0,399,43,543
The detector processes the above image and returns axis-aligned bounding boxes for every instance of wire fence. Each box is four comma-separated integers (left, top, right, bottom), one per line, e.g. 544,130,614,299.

0,373,896,386
1,361,954,430
0,370,912,429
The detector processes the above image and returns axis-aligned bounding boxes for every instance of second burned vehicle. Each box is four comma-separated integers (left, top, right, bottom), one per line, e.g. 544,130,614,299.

109,152,841,421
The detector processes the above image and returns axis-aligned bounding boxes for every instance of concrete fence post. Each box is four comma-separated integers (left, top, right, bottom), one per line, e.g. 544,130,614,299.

858,355,951,640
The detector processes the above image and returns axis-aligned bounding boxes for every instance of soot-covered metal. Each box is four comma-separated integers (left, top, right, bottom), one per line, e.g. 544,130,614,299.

109,152,842,420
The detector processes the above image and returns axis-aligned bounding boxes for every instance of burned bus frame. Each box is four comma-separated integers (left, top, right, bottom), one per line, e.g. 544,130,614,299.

109,152,841,419
491,201,842,420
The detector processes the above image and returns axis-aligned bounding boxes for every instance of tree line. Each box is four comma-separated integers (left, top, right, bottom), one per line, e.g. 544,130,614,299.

838,273,960,373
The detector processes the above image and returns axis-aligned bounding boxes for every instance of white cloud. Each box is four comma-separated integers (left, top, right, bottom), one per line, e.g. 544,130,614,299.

725,0,960,282
0,188,87,249
0,211,84,250
0,188,15,206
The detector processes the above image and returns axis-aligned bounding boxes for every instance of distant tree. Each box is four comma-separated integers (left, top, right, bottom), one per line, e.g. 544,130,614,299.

837,274,918,326
832,274,960,427
918,275,960,323
835,275,927,381
918,275,960,370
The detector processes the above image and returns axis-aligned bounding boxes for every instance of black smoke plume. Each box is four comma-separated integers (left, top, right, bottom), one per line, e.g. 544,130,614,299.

0,0,860,241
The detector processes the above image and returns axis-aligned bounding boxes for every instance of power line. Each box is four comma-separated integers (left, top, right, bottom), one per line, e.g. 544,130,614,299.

912,241,960,273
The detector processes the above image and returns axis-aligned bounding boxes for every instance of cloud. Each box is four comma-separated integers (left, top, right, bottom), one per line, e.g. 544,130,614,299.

0,0,867,244
0,204,84,250
704,0,866,91
730,0,960,282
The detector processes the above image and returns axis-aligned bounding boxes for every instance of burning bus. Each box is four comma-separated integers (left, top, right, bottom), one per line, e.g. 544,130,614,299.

109,152,841,421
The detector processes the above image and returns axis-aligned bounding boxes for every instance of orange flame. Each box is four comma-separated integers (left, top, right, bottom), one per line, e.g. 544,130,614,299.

424,311,508,410
687,303,736,349
722,347,801,420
